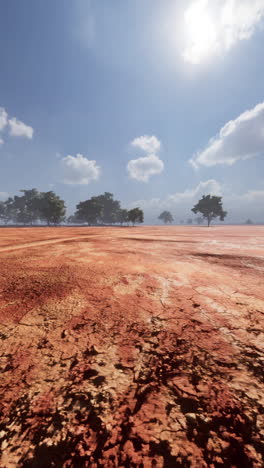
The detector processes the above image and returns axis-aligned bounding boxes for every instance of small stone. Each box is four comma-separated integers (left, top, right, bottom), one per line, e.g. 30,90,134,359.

185,413,197,424
61,330,68,338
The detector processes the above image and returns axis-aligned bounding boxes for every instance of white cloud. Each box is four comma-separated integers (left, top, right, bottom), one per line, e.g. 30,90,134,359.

131,135,161,154
190,102,264,168
9,118,34,139
0,192,8,201
129,179,222,210
61,153,101,185
183,0,264,64
129,180,264,222
168,179,222,203
242,190,264,201
128,135,164,182
127,154,164,182
227,189,264,203
128,179,264,222
0,107,34,145
225,189,264,221
0,108,8,131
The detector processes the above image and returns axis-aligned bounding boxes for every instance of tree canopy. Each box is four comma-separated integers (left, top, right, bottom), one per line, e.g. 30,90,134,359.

0,189,144,227
93,192,121,224
117,209,129,225
158,211,173,224
75,198,103,225
192,195,227,227
0,202,6,223
127,208,144,226
72,193,143,226
0,189,66,225
74,193,122,225
38,191,66,225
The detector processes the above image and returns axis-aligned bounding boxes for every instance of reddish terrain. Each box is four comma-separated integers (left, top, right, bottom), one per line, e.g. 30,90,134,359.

0,226,263,467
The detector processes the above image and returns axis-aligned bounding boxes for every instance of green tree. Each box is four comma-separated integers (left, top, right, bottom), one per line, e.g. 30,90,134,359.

0,201,6,223
39,191,66,225
128,207,144,226
192,195,227,227
74,199,102,225
92,192,121,224
12,189,40,225
2,197,17,224
117,208,129,225
158,211,174,224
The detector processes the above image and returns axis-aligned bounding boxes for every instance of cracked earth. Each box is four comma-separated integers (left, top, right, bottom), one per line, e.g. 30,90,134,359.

0,226,263,467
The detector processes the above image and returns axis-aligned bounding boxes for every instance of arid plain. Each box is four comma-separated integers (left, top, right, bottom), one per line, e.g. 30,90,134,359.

0,226,263,467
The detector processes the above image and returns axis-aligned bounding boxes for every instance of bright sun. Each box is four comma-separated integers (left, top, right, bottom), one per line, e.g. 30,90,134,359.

183,0,218,64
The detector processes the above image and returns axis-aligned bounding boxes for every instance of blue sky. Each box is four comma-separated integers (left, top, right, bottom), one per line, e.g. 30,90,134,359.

1,0,264,222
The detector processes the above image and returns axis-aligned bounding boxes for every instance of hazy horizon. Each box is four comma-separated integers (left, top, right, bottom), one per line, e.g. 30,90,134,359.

1,0,264,224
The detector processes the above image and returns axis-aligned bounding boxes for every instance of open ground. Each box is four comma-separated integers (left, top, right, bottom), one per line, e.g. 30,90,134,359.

0,226,263,467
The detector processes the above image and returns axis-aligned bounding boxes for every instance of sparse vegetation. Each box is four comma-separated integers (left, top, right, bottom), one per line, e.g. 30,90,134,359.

0,190,144,227
0,189,66,226
74,193,143,226
127,207,144,226
158,211,174,224
192,195,227,227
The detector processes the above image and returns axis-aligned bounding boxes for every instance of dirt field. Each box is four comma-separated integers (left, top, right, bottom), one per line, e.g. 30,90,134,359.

0,226,263,467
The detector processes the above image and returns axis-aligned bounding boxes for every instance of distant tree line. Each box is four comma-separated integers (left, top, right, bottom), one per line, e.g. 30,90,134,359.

0,190,228,227
69,192,143,226
0,189,144,226
0,189,66,225
158,195,227,227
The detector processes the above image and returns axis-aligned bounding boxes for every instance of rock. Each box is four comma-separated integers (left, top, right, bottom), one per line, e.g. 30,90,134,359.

185,413,197,424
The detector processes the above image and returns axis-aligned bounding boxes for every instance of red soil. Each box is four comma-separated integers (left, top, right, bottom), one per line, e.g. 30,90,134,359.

0,226,263,467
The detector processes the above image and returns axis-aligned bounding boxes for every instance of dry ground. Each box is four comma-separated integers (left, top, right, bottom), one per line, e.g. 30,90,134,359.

0,226,263,467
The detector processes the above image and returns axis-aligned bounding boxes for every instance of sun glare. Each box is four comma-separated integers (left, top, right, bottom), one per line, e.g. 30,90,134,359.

183,0,218,64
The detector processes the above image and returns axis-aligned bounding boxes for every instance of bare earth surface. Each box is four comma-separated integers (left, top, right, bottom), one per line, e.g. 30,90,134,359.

0,226,263,467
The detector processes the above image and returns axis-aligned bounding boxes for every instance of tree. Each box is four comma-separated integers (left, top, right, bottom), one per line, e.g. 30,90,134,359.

187,218,193,225
128,208,144,226
2,197,17,224
73,193,129,226
0,201,6,223
117,209,129,225
245,219,253,225
74,199,102,225
12,189,40,225
0,189,41,225
192,195,227,227
158,211,174,224
39,191,66,225
92,192,120,224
